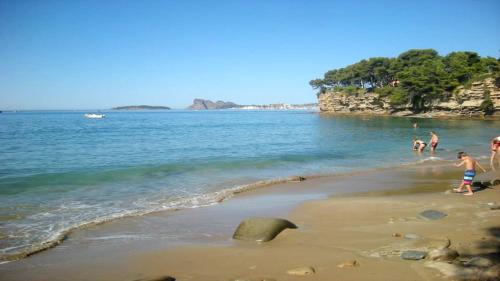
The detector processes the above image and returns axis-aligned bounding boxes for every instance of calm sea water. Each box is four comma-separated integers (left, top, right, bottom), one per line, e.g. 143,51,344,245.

0,110,498,260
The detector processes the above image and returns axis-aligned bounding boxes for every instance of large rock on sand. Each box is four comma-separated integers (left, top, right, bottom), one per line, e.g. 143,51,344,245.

233,217,297,242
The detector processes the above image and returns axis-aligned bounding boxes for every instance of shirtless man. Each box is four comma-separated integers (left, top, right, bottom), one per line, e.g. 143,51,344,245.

490,137,500,170
453,152,486,196
429,131,439,152
412,138,426,152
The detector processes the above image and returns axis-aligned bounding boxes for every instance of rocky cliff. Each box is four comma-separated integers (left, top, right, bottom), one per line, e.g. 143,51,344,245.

318,78,500,118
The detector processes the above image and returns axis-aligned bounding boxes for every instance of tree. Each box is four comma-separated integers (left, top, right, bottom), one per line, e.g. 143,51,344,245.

310,49,498,111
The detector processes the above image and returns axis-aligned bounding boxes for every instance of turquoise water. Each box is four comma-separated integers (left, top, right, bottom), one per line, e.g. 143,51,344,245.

0,110,498,259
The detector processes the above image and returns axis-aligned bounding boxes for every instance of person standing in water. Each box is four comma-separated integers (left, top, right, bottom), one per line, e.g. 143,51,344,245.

453,152,486,196
429,131,439,152
490,136,500,170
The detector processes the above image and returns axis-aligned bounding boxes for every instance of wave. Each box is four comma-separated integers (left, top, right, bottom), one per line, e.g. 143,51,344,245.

0,152,344,196
0,175,306,262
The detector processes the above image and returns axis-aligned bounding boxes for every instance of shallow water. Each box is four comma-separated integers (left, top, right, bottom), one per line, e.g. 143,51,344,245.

0,110,497,259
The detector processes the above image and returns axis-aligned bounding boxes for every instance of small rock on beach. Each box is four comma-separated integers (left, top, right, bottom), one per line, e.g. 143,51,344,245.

338,260,359,268
401,250,427,260
134,276,176,281
404,233,421,239
286,266,315,276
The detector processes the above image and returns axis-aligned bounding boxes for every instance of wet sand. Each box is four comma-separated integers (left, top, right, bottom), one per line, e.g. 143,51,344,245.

1,163,499,281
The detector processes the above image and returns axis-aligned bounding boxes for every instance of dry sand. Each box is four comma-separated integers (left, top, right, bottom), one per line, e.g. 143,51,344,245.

128,174,500,281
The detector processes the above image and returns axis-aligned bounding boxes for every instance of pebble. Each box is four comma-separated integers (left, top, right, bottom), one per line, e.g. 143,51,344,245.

286,266,315,276
404,233,421,239
401,250,427,260
337,260,359,268
136,276,176,281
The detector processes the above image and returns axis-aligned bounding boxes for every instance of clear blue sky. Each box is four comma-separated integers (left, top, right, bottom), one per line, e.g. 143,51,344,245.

1,0,499,110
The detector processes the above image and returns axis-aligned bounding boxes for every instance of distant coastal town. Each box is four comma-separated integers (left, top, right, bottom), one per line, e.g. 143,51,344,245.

111,100,318,111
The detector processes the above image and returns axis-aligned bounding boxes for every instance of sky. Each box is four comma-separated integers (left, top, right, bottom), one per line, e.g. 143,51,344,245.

0,0,499,110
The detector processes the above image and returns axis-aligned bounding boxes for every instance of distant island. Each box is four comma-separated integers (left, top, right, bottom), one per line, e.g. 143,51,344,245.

188,99,240,110
311,49,500,117
187,98,318,110
112,105,171,110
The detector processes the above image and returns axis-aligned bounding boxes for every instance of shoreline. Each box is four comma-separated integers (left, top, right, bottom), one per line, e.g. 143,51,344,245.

0,158,456,263
318,111,500,120
2,160,499,280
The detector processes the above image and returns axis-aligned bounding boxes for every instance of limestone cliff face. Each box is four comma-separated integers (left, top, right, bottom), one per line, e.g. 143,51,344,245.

319,92,392,115
318,78,500,117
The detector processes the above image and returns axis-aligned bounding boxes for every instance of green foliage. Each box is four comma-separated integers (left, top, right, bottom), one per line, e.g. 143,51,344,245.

375,86,408,106
479,87,493,115
344,85,358,95
480,99,494,115
388,88,408,106
310,49,500,111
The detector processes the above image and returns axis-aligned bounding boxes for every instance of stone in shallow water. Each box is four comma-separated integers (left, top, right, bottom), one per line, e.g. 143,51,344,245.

418,210,447,221
286,266,315,276
233,217,297,242
401,250,427,260
289,176,306,182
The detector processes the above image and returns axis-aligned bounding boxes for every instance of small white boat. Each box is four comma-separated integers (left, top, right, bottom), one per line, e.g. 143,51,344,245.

84,113,105,119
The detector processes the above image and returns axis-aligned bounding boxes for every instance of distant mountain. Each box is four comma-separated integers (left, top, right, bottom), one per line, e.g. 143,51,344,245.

112,105,171,110
187,99,241,110
187,99,318,110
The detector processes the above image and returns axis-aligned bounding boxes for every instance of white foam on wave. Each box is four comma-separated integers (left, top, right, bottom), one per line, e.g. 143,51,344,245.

0,176,294,262
85,234,153,241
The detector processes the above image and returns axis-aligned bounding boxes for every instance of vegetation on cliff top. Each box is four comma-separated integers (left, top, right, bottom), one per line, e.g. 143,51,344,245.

310,49,500,111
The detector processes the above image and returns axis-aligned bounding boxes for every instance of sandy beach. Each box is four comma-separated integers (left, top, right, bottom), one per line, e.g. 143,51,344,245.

1,161,499,281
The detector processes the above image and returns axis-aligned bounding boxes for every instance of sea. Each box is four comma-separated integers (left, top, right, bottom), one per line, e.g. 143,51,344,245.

0,110,498,260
